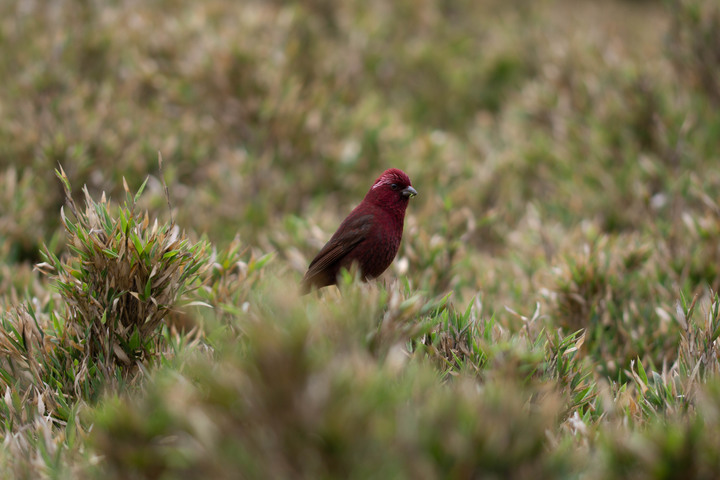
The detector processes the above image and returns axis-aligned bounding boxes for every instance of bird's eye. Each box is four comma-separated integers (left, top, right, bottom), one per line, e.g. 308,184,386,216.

390,184,398,190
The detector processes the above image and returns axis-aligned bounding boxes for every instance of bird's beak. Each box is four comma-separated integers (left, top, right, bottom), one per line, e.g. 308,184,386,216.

402,186,418,198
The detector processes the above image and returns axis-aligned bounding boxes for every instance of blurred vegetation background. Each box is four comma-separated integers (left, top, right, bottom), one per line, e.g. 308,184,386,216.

1,0,720,477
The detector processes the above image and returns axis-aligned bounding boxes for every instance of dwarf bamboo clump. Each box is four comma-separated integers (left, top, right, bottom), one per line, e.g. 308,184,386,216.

38,167,208,377
0,168,209,452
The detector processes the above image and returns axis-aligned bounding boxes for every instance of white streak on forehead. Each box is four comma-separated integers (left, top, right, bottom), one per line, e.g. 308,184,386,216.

372,171,408,190
371,177,394,190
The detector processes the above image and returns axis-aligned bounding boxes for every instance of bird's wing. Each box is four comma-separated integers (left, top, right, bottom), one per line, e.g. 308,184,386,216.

302,213,374,284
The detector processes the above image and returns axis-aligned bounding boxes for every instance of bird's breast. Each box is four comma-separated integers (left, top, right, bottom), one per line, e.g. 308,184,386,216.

353,221,402,279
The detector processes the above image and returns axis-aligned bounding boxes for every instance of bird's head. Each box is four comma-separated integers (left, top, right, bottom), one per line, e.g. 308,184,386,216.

365,168,417,210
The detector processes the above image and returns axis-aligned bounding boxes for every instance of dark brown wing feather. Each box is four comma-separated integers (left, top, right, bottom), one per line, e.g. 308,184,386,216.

301,213,373,293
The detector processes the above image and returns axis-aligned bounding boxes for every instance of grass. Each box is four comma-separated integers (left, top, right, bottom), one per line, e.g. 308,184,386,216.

1,0,720,477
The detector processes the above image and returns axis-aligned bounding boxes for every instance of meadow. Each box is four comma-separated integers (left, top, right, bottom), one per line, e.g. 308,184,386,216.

1,0,720,477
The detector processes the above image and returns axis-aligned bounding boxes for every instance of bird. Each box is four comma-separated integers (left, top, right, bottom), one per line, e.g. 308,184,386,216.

301,168,417,294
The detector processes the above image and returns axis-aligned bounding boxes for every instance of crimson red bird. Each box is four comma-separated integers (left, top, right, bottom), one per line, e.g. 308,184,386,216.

301,168,417,294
